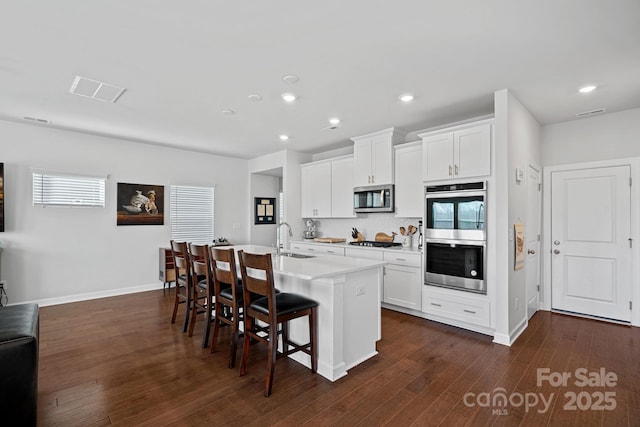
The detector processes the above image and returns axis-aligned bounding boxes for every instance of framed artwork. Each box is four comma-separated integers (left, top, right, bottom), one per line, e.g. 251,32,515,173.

117,182,164,226
514,223,525,270
254,197,276,224
0,163,4,232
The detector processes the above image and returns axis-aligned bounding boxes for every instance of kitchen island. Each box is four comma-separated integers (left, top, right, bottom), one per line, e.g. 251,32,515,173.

231,245,385,381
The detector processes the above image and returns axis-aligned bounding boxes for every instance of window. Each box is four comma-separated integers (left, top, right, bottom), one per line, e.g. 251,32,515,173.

170,185,214,244
32,171,105,207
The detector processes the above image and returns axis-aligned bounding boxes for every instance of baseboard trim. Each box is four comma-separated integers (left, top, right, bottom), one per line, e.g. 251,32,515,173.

18,283,164,307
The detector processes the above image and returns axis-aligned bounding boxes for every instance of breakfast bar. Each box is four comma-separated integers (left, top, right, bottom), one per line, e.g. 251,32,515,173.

231,245,385,382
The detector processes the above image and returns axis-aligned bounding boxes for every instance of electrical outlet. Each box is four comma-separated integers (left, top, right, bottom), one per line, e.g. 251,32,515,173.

356,286,366,296
232,223,241,230
514,297,519,312
0,280,6,289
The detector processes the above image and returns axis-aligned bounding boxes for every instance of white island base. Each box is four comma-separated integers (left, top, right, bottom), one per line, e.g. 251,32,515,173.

278,267,381,381
232,245,384,382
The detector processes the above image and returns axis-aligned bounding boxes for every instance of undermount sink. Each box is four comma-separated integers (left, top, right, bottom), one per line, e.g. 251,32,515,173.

279,252,315,259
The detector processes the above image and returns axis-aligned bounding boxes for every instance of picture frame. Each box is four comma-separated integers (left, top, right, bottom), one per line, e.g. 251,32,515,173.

117,182,164,226
0,163,4,232
514,223,525,270
254,197,276,224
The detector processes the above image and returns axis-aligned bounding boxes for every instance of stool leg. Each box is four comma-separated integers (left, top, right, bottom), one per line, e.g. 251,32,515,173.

171,294,180,324
229,306,239,368
240,316,252,376
202,298,212,348
310,307,317,374
210,299,221,353
282,321,289,355
265,323,278,397
182,291,191,333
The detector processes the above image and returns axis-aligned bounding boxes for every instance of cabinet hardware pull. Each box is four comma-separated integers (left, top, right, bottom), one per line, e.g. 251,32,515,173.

327,250,334,253
448,165,452,176
396,258,406,261
463,309,476,314
431,302,442,307
455,164,459,175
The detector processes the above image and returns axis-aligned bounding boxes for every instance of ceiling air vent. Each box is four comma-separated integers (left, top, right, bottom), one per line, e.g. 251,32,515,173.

576,108,606,118
23,116,51,125
70,76,126,103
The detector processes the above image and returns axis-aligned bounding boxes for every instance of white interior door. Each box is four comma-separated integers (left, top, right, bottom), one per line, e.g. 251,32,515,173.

526,165,542,320
551,166,632,322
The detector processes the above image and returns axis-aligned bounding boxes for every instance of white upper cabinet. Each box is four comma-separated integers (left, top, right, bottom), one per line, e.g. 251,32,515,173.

352,128,406,187
331,157,356,218
301,156,355,218
420,122,491,182
301,160,331,218
394,142,423,218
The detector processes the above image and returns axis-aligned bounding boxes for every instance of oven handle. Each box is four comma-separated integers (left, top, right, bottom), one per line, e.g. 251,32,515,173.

425,190,486,199
425,238,486,247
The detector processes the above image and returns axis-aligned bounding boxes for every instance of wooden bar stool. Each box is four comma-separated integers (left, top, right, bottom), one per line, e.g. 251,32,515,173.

237,250,318,397
170,240,191,333
189,243,214,347
209,247,241,367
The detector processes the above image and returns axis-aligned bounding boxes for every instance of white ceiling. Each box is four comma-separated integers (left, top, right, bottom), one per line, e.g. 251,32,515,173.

1,1,639,159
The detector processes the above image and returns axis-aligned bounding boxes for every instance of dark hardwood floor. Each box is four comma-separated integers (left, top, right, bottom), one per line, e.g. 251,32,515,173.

37,289,639,426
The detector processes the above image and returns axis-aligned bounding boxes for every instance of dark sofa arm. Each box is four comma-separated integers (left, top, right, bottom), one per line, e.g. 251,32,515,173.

0,304,39,426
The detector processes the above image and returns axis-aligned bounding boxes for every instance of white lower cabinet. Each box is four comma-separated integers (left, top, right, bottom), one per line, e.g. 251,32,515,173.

422,285,490,328
383,264,422,310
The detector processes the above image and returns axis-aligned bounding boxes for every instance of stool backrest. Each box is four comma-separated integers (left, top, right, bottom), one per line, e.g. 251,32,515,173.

170,240,190,285
238,251,277,315
210,247,240,297
189,243,211,284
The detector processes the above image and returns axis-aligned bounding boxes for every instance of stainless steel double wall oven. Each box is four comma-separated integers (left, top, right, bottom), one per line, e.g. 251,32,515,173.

424,181,487,294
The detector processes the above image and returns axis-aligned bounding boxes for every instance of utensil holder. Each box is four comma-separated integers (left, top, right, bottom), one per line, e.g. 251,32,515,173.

402,235,413,247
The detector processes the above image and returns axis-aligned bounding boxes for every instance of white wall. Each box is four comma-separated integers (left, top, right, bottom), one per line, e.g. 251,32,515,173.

0,120,249,305
493,89,542,344
250,174,280,247
504,91,542,336
542,108,640,166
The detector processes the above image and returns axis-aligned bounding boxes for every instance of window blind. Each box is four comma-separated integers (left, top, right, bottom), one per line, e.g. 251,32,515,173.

170,185,215,244
32,172,105,207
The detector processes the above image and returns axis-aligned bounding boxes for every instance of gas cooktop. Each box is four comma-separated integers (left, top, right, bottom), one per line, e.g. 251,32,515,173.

349,241,402,248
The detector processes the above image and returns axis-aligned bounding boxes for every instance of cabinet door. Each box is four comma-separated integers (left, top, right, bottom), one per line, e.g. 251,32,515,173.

353,140,373,187
370,136,393,185
394,144,423,218
301,162,331,217
384,264,422,310
422,132,454,181
331,157,356,218
454,124,491,179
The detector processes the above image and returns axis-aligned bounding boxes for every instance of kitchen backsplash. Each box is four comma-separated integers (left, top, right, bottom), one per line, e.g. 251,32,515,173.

302,213,422,248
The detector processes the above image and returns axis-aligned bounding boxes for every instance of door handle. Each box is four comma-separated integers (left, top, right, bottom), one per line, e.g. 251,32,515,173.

553,249,560,254
527,249,536,255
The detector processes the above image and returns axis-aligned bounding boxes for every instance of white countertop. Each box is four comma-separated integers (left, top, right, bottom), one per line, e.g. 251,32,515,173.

231,245,386,281
291,239,423,254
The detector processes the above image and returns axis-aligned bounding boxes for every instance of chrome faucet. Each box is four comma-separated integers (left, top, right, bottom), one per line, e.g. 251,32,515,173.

276,222,293,256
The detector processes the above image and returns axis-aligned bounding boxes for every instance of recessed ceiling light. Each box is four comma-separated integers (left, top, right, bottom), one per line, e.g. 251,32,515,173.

248,94,262,101
221,109,235,115
578,85,597,94
279,134,289,141
399,94,414,102
329,117,340,125
281,93,296,102
283,75,299,84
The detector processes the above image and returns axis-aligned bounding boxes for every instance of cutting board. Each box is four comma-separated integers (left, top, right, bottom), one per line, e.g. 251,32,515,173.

313,237,346,243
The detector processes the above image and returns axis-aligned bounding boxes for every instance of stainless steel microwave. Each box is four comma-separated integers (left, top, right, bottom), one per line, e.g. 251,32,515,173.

354,185,394,213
